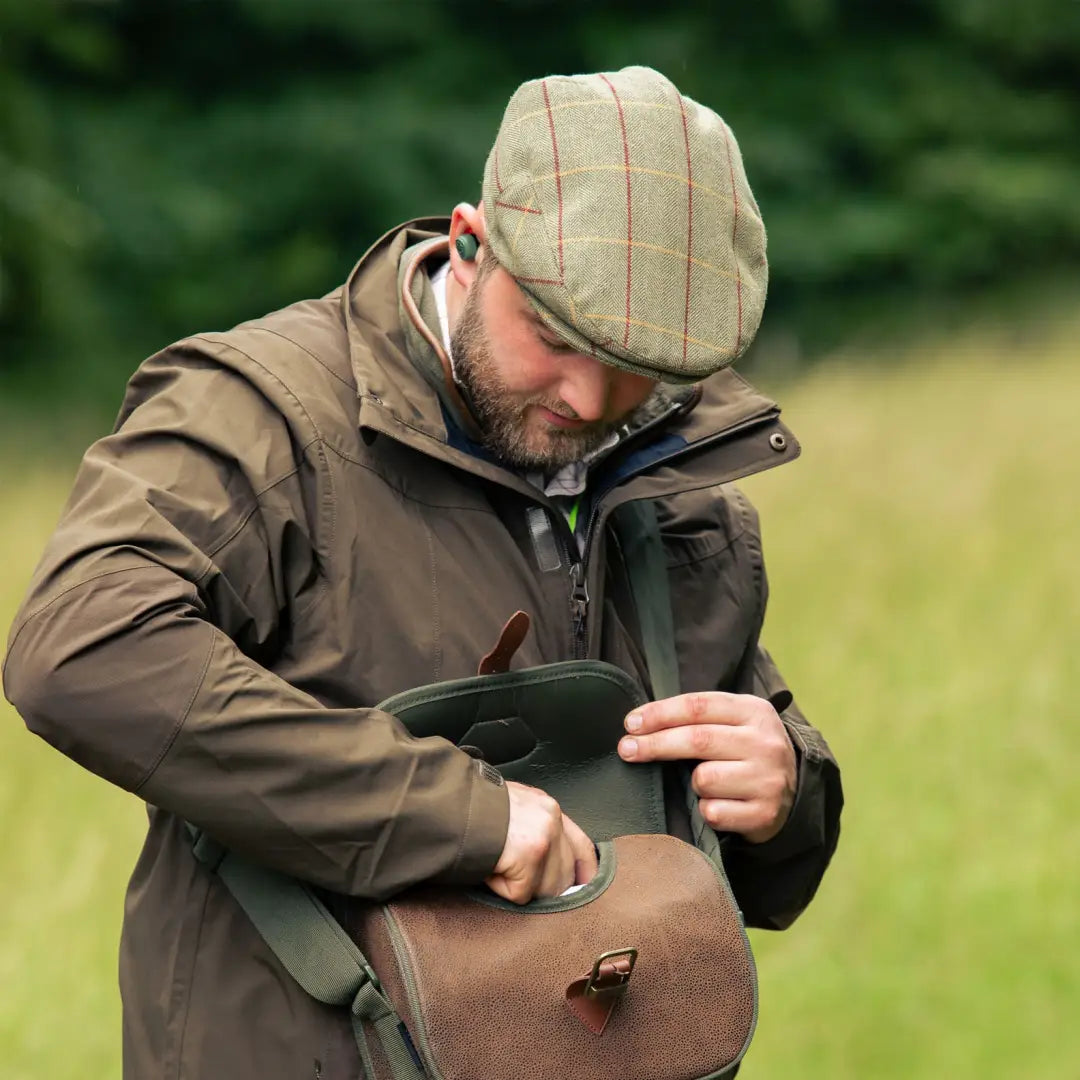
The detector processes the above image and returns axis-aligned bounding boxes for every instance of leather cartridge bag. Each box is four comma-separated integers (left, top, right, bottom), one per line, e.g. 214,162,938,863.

354,832,756,1080
349,660,758,1079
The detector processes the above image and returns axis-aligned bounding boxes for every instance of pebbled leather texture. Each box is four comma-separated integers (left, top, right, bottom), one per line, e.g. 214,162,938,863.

378,661,666,840
354,834,756,1080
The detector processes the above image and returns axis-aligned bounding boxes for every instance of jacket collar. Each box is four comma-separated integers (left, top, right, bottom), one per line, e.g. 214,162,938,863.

341,219,797,495
395,234,487,442
341,218,455,442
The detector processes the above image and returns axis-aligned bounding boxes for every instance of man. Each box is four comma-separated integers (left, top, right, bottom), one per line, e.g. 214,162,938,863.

4,67,841,1078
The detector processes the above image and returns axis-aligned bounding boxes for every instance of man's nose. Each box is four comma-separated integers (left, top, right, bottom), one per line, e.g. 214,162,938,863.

557,354,611,423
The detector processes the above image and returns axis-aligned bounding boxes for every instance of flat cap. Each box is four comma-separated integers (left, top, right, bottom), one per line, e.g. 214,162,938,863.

483,66,767,383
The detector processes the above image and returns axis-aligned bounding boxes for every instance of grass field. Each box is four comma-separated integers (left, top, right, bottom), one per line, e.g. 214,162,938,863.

1,315,1078,1078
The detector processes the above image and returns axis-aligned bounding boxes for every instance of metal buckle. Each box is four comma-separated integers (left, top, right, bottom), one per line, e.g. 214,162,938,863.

584,948,638,999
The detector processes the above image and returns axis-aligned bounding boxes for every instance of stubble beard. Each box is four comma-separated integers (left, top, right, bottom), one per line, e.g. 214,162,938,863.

450,280,617,471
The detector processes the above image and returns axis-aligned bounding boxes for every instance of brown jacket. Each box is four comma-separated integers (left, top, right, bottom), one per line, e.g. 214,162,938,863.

4,220,841,1079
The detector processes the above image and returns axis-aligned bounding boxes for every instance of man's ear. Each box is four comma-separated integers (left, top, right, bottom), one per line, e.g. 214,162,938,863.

449,202,487,287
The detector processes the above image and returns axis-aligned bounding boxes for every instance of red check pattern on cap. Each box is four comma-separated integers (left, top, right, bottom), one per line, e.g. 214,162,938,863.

483,66,767,382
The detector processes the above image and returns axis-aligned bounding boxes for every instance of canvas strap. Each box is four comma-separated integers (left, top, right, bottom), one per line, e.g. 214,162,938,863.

187,828,424,1080
612,499,727,868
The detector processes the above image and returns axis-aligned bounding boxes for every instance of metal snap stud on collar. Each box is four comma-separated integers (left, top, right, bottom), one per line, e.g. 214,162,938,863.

769,432,787,451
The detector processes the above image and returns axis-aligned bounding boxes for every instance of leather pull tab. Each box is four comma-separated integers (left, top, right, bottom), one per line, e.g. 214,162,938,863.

477,611,531,675
565,950,637,1035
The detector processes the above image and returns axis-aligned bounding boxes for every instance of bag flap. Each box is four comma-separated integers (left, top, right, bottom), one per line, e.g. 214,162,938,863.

378,661,666,839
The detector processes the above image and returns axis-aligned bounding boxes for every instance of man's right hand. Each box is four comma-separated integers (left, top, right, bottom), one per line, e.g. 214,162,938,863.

485,781,598,904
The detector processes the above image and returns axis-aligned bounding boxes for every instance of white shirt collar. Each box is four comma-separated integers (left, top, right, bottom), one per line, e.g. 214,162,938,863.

429,259,458,380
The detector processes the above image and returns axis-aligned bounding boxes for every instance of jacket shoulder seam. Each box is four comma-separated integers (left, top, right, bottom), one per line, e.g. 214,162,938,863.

245,325,356,394
184,336,337,577
189,335,328,443
255,459,309,499
321,441,499,516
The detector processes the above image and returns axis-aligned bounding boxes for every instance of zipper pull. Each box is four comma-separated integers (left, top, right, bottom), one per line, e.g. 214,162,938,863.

569,561,589,659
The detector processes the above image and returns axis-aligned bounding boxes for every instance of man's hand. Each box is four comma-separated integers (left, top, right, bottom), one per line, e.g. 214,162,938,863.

618,693,797,844
485,781,599,904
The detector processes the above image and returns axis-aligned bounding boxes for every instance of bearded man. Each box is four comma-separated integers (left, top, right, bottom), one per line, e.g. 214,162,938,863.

4,67,841,1078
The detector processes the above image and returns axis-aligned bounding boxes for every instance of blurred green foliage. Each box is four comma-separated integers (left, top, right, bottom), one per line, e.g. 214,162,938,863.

3,0,1080,414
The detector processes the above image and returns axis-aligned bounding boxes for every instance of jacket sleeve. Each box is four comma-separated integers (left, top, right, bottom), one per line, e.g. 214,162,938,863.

722,643,843,930
2,347,509,899
696,485,843,930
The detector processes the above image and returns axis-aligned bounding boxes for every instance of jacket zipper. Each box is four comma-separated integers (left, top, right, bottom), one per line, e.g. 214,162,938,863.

568,559,589,660
543,505,590,661
551,396,692,662
561,408,780,661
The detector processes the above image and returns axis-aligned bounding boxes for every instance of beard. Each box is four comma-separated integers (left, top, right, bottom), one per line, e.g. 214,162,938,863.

449,280,618,471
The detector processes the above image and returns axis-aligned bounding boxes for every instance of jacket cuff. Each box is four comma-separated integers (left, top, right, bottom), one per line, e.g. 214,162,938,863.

440,759,510,882
727,717,824,865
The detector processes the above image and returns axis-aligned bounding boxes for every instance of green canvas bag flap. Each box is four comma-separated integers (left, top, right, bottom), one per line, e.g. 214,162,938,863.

378,660,667,841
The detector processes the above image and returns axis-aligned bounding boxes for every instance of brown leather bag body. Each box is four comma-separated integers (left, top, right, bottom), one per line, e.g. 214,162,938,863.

341,654,758,1080
353,830,756,1080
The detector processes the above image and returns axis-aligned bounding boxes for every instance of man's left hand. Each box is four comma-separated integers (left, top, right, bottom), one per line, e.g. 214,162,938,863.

618,693,797,844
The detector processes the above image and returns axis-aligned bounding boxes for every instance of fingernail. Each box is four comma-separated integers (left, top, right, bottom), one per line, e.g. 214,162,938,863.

625,713,643,732
619,737,637,759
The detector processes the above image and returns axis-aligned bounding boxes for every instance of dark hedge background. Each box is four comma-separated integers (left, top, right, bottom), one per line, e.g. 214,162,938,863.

4,0,1079,414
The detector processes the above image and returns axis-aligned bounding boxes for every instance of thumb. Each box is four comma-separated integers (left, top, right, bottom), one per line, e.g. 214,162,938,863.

562,813,598,885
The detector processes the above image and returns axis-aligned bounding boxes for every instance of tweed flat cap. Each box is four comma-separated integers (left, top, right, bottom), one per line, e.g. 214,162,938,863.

482,66,767,383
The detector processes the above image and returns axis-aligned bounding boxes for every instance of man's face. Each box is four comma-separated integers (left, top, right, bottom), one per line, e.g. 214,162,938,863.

450,254,657,470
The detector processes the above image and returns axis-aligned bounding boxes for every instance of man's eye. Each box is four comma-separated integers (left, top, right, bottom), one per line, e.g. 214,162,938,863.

541,335,574,353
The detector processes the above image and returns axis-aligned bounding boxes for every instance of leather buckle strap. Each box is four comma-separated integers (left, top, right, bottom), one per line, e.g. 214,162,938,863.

566,947,638,1035
584,948,638,998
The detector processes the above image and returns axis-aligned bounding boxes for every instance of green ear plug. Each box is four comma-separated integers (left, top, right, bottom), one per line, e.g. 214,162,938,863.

455,233,479,261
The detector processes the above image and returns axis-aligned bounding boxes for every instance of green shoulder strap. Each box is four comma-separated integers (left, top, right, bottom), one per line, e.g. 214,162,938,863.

612,499,727,868
186,828,424,1080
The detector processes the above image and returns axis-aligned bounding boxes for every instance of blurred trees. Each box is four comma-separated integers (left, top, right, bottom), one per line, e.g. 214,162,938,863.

3,0,1079,412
